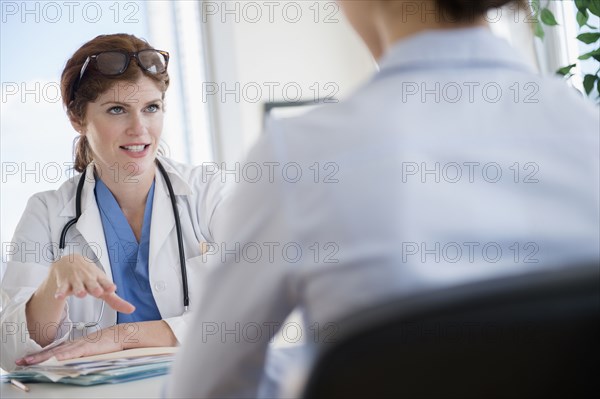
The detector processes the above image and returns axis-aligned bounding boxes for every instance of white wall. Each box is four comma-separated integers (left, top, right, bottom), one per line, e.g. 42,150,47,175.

488,5,540,71
201,1,376,163
201,1,551,163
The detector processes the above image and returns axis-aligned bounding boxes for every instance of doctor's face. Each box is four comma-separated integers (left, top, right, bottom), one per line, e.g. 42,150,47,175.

77,75,164,183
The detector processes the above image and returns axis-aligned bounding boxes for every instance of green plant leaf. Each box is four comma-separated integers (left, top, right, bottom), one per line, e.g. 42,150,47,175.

540,8,559,25
576,10,589,27
533,20,545,39
531,0,541,15
589,1,600,17
575,0,591,12
577,32,600,44
597,78,600,96
556,64,577,76
578,48,600,60
583,74,597,95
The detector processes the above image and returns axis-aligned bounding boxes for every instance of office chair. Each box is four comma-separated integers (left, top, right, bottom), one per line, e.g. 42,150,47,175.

301,262,599,399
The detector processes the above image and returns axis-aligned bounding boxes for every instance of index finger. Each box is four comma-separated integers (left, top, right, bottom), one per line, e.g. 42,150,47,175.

98,278,116,294
101,292,135,314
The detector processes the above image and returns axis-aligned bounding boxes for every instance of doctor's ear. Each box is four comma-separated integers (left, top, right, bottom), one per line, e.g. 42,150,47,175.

69,115,85,135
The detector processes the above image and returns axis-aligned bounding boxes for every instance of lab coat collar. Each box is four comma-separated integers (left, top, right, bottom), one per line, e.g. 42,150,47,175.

59,158,192,218
156,155,194,196
376,26,534,76
59,161,113,281
148,159,177,273
57,159,192,281
59,161,99,219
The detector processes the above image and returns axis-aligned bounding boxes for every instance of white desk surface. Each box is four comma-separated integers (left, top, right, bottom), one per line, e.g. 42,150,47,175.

1,375,166,398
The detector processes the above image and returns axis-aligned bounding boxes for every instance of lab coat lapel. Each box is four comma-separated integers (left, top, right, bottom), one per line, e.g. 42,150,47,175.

148,165,176,274
72,163,114,282
64,160,190,285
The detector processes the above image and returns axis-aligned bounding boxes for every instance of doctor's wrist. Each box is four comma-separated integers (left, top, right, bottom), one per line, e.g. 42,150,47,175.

116,321,177,350
29,274,65,310
25,278,67,347
115,323,136,350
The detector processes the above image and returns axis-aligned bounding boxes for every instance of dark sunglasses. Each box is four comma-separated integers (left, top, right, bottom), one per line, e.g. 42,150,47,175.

69,49,170,103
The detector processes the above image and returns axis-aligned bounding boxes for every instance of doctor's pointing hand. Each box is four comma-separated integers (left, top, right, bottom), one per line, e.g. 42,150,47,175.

51,254,134,309
0,34,227,370
16,252,136,366
27,253,136,343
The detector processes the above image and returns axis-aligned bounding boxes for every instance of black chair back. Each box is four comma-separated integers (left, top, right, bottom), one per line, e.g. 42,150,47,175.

301,263,599,398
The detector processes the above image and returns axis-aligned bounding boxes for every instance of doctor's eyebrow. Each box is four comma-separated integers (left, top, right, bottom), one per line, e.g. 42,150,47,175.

100,99,164,107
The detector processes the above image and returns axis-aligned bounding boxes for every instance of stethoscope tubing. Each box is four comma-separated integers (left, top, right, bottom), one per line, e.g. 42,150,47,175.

58,159,188,329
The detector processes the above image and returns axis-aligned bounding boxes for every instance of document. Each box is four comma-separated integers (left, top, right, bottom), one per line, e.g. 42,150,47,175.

1,347,177,385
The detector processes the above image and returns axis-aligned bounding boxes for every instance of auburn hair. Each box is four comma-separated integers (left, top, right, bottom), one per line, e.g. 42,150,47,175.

60,34,170,172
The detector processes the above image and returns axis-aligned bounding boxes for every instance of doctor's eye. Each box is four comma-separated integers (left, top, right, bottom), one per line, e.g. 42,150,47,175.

107,106,125,115
145,103,161,113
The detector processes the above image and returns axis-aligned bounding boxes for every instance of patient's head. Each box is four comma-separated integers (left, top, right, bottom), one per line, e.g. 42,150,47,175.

338,0,526,59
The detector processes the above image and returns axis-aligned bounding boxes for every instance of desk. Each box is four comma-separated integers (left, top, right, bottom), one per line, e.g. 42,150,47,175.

0,375,166,398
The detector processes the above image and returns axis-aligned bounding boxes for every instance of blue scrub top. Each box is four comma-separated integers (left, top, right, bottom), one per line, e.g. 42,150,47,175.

95,178,162,324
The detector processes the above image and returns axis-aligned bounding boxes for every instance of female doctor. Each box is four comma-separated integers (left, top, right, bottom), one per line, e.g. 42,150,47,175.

0,34,226,370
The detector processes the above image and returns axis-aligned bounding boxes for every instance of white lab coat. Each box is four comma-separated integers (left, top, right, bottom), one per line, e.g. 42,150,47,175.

0,156,227,371
168,27,600,398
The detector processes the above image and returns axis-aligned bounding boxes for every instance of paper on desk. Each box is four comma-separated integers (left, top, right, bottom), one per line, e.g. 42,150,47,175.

7,347,177,383
3,361,173,385
39,346,177,366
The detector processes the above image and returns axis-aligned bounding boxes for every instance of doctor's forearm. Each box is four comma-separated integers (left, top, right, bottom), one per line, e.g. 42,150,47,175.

120,320,178,349
25,278,67,347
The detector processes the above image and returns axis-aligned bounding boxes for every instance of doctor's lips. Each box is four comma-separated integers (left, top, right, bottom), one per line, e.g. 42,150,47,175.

119,143,152,156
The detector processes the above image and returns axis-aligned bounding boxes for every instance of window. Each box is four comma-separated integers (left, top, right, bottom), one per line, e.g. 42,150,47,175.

0,1,214,278
533,1,599,97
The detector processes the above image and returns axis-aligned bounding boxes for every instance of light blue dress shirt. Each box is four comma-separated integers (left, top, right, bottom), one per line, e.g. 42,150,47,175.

168,26,599,398
95,178,162,324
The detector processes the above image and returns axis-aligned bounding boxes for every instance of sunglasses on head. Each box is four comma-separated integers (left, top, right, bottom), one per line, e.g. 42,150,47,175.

69,49,169,104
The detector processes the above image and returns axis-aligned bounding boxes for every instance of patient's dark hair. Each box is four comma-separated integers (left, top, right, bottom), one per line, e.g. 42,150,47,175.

435,0,527,21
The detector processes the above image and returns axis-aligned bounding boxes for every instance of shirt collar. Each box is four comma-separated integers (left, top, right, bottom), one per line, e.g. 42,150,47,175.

376,26,534,76
94,176,156,245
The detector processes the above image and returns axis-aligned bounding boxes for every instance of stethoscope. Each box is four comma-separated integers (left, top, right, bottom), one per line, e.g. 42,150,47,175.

59,159,189,330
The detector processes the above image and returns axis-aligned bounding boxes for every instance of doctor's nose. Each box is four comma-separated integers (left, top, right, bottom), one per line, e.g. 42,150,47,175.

126,114,147,136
